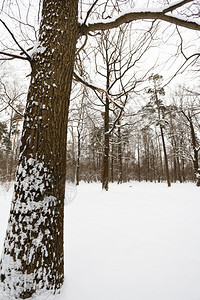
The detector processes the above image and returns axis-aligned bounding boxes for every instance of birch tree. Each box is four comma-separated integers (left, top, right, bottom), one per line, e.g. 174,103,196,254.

0,0,199,298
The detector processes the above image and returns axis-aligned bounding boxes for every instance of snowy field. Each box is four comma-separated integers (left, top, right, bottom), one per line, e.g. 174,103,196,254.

0,181,200,300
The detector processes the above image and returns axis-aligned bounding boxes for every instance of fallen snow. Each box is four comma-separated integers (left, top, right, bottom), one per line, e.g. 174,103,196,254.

0,181,200,300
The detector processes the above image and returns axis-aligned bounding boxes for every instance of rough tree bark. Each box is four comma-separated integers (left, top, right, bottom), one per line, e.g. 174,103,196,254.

0,0,79,298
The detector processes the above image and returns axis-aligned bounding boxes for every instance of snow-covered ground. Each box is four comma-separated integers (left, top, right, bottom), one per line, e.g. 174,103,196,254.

0,181,200,300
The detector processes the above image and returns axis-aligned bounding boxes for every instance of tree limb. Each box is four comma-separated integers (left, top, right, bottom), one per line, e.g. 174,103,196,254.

82,1,200,33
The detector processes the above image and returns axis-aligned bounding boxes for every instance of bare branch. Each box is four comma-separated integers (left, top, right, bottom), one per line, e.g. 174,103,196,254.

176,26,187,59
0,51,29,60
83,2,200,34
0,19,31,61
0,81,24,116
163,52,200,87
73,71,124,110
83,0,99,26
75,34,88,56
163,0,194,13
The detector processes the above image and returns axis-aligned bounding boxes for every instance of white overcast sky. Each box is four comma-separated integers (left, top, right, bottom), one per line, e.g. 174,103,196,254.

0,0,199,93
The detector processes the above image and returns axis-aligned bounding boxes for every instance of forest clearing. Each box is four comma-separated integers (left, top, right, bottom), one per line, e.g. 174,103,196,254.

0,181,199,300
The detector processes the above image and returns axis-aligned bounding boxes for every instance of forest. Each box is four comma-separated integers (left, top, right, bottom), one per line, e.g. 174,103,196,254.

0,0,199,299
0,17,200,189
1,72,200,187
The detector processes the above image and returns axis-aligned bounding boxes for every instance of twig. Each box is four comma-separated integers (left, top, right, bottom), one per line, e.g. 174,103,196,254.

73,71,124,110
0,19,31,61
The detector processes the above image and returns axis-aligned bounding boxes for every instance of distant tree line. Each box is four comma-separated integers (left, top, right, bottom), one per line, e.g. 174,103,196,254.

66,77,200,187
0,78,24,182
1,76,199,187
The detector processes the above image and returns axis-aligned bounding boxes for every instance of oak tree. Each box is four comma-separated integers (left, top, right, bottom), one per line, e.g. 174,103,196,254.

0,0,199,298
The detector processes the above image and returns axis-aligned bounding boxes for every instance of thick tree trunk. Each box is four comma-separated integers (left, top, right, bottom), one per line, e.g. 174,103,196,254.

0,1,79,298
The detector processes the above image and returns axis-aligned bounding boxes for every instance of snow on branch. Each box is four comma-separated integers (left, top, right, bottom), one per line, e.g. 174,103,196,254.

82,0,200,33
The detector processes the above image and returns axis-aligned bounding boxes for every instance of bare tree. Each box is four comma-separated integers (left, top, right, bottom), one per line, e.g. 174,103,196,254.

173,86,200,185
0,77,25,181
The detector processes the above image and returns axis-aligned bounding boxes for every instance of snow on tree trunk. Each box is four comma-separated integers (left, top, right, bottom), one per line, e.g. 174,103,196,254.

0,0,79,298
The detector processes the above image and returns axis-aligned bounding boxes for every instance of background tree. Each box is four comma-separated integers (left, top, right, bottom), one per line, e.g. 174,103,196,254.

0,77,25,181
172,86,200,185
89,21,157,189
146,74,171,187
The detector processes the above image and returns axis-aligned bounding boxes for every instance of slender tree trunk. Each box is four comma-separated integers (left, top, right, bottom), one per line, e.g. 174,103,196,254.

76,130,81,186
117,123,123,184
146,143,150,181
92,141,97,181
8,109,14,180
169,113,178,183
189,118,199,184
153,80,171,187
111,135,114,183
70,127,77,181
173,155,177,182
181,158,186,182
102,61,110,190
102,96,109,190
151,146,156,183
176,156,182,183
160,126,171,187
137,141,141,182
158,135,163,182
0,1,79,298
